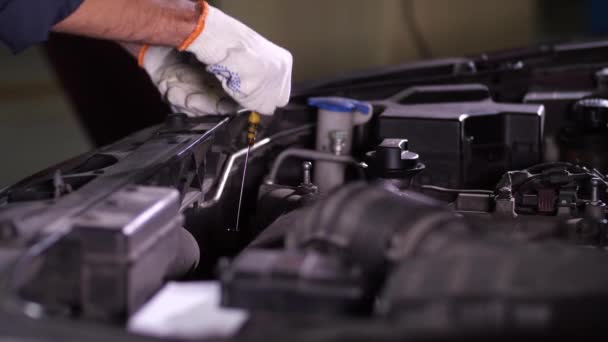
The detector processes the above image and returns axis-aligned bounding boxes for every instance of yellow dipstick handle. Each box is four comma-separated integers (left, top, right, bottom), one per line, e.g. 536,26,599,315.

247,111,261,146
233,111,261,232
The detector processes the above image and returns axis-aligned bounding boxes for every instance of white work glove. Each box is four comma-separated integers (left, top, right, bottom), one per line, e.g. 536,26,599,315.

141,46,238,116
178,1,293,115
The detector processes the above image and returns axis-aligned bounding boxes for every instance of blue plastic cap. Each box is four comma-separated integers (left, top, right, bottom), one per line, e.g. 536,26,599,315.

308,97,372,115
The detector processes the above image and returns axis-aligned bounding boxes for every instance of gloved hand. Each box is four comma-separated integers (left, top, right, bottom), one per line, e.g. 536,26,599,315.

140,46,238,116
177,0,293,115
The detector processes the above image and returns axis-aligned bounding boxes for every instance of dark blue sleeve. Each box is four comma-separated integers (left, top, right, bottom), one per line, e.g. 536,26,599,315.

0,0,85,53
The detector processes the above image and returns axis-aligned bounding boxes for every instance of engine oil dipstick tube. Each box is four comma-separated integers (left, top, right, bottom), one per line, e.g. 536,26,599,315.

232,111,261,232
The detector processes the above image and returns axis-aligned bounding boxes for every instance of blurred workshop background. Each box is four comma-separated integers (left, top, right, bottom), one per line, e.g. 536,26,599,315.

0,0,606,188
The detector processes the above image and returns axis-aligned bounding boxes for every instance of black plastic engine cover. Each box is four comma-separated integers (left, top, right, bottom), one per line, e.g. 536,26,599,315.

377,84,544,188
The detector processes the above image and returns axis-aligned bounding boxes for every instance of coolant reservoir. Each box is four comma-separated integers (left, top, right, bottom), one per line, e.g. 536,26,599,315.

308,97,372,192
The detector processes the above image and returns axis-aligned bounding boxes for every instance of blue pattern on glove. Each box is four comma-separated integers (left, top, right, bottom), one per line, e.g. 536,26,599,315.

207,65,243,94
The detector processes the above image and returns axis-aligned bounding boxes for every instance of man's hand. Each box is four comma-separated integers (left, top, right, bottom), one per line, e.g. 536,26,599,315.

55,0,292,116
179,2,292,115
141,46,238,117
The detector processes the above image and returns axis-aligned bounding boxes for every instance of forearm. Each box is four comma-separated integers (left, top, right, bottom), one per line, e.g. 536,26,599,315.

53,0,200,47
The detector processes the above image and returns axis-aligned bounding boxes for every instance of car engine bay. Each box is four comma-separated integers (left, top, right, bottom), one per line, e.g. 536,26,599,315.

3,39,608,340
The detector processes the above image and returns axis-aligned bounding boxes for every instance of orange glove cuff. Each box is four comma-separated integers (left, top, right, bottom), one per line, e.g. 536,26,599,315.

137,45,150,67
178,0,209,51
137,1,207,67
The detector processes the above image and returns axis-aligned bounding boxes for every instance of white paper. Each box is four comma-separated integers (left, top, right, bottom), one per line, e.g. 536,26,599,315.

128,281,249,340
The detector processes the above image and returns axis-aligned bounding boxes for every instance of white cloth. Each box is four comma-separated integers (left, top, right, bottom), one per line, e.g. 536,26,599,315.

184,5,293,115
142,46,239,116
128,282,249,340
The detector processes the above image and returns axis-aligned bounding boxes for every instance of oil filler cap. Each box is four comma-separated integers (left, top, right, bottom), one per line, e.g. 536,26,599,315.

366,139,425,179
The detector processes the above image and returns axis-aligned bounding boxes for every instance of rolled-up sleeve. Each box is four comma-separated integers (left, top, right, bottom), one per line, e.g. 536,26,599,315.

0,0,85,53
